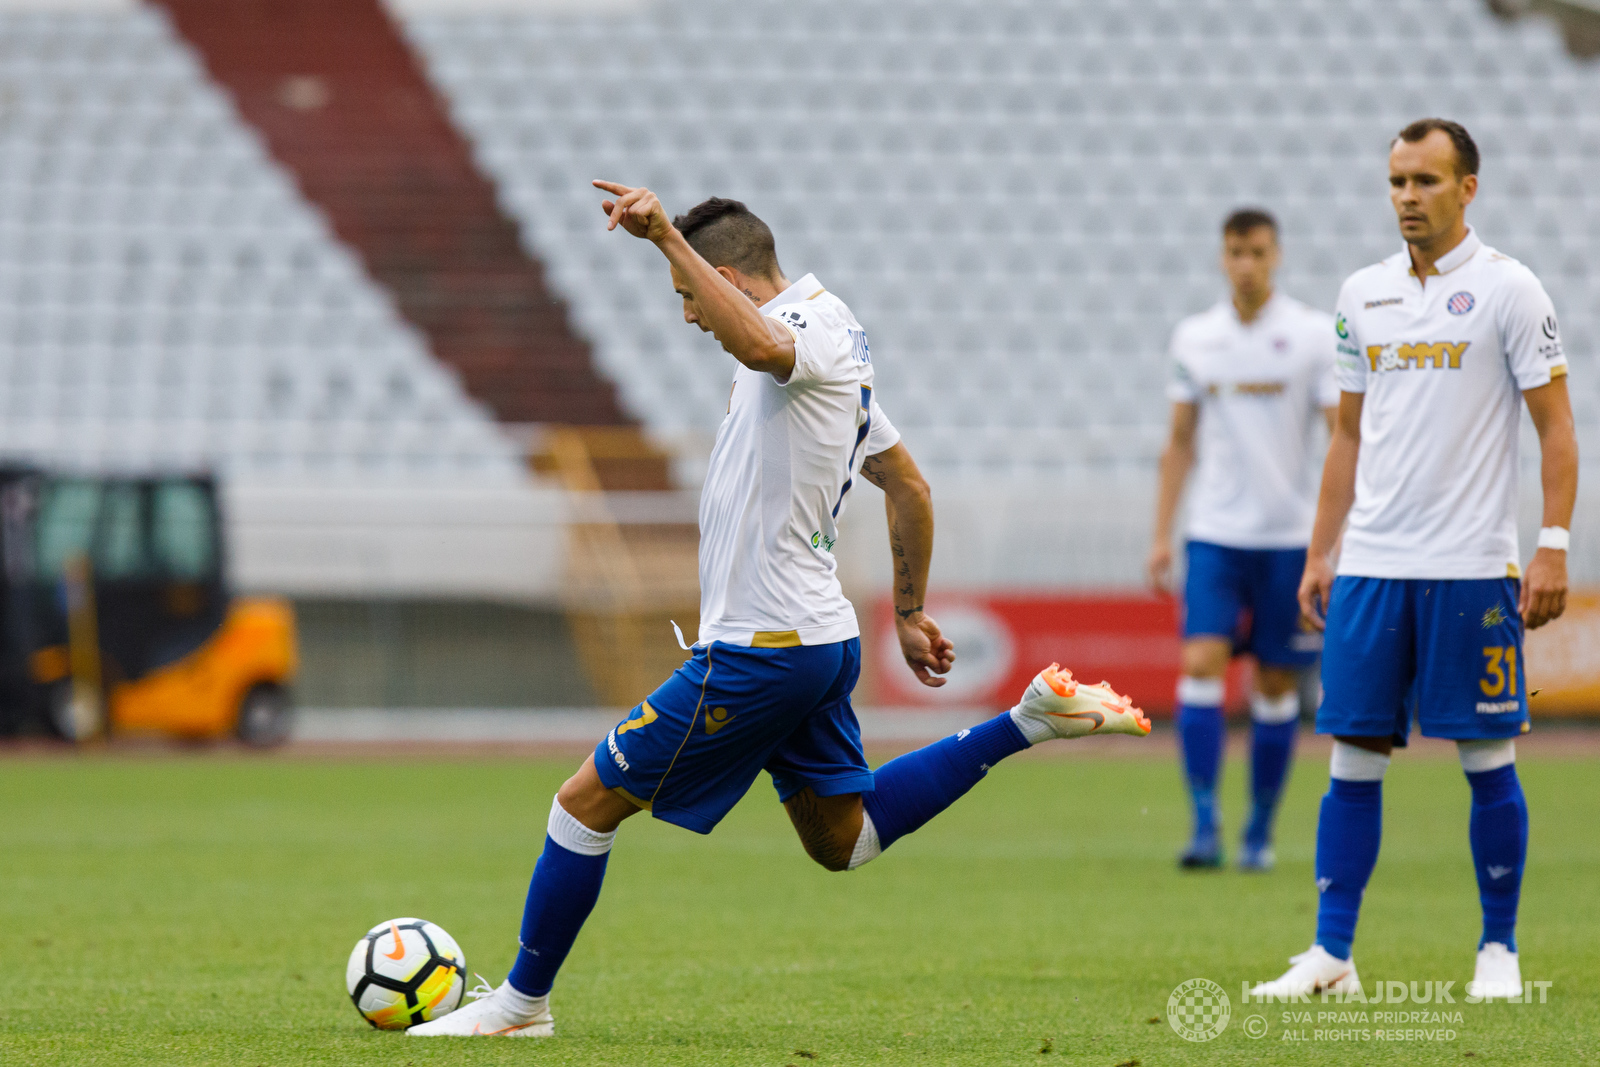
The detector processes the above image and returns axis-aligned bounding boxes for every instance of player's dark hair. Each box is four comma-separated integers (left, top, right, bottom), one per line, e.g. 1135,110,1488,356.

1394,118,1480,177
1222,208,1278,240
672,197,783,280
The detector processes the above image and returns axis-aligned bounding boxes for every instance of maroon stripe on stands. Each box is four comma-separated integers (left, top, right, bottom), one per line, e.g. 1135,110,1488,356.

153,0,628,426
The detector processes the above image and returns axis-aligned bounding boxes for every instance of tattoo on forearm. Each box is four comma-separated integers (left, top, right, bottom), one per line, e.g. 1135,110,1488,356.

888,521,918,613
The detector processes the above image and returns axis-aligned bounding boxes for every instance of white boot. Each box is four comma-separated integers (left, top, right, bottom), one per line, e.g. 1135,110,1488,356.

1468,943,1522,1000
407,978,554,1037
1250,945,1362,999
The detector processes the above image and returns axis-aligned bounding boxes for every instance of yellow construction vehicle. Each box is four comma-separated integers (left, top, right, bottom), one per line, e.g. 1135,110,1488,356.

0,469,297,745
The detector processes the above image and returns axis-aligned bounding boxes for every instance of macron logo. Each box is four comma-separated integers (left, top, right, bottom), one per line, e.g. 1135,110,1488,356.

1487,866,1513,880
606,730,629,772
1316,877,1333,893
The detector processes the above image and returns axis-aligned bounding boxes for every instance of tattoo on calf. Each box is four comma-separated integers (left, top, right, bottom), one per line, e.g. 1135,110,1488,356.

784,790,853,872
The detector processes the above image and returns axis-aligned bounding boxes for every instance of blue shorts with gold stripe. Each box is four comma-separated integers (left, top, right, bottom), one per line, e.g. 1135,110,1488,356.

1317,576,1530,746
592,637,873,834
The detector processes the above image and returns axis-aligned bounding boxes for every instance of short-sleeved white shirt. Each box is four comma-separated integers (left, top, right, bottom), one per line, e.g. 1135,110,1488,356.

696,273,900,647
1333,228,1568,579
1167,293,1339,549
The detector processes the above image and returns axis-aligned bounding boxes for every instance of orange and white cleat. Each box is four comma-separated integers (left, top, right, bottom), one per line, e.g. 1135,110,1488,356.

1009,663,1152,742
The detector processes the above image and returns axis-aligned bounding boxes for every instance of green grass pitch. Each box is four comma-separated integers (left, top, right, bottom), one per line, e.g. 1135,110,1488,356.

3,743,1597,1065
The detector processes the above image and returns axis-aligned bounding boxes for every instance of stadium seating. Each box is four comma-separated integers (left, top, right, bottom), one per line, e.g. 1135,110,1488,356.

2,0,1594,593
402,0,1600,483
0,4,525,483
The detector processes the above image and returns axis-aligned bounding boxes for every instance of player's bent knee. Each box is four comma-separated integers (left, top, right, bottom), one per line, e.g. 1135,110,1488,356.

809,844,853,873
798,824,855,872
1458,738,1515,773
557,755,639,834
785,789,864,872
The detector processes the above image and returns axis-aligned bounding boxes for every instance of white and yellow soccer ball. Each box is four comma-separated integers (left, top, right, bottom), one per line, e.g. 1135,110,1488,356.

346,918,467,1030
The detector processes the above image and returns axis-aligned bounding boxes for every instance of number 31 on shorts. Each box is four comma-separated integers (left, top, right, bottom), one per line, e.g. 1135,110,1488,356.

1480,646,1519,697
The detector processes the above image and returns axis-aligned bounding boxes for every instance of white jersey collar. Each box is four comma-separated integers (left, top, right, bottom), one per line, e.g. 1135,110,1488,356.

760,272,824,311
1224,290,1283,328
1405,226,1481,278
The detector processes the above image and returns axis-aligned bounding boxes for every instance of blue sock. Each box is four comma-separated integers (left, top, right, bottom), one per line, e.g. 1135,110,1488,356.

862,712,1030,850
1177,701,1224,837
1246,718,1298,848
1314,778,1383,961
506,836,609,996
1467,764,1527,952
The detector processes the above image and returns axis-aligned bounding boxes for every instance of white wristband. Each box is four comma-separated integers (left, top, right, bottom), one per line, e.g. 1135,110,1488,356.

1537,526,1570,552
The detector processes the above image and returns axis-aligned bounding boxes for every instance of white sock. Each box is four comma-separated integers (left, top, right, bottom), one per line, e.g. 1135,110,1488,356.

1329,740,1390,781
1458,738,1515,772
1178,675,1226,707
1009,705,1055,745
1250,691,1300,725
495,980,549,1022
547,795,616,856
847,810,882,870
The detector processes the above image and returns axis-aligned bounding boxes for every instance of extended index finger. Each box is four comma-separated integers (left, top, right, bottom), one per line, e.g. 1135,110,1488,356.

592,179,633,195
606,187,649,230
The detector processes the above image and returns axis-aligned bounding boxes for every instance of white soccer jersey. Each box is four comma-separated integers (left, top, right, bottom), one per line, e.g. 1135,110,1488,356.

1333,228,1568,579
696,272,901,647
1167,293,1339,549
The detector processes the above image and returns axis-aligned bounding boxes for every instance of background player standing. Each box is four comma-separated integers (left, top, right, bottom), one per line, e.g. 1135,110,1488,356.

1149,210,1338,871
1254,119,1578,999
411,185,1150,1039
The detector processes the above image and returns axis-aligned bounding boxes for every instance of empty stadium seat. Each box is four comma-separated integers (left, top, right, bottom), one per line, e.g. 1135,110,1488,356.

0,5,526,485
404,0,1598,480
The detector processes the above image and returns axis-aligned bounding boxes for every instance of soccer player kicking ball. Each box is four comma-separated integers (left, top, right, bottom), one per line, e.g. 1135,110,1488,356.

1252,119,1577,1001
410,186,1150,1038
1149,209,1338,871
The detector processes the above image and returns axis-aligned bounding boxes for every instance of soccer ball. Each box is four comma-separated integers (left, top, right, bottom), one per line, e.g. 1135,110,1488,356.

345,918,467,1030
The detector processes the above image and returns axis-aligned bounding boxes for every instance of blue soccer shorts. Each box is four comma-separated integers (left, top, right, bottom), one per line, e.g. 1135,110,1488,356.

592,638,874,834
1183,541,1322,668
1317,576,1530,746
